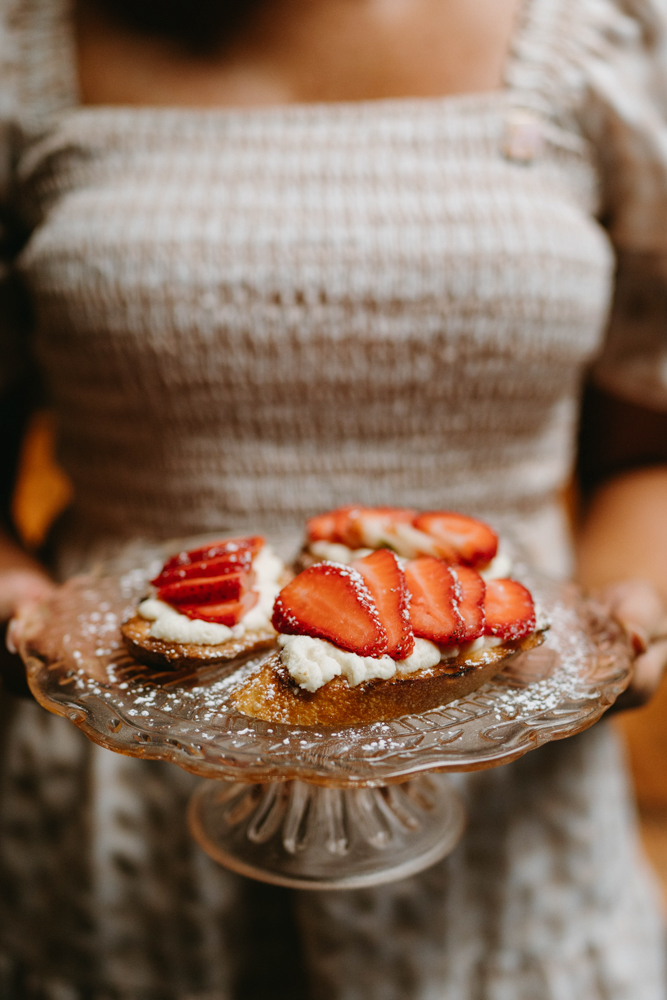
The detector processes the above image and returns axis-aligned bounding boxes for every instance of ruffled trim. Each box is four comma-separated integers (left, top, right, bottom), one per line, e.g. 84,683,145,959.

580,0,667,252
509,0,667,253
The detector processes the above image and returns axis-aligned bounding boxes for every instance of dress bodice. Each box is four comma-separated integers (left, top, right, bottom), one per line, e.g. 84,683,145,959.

17,94,611,567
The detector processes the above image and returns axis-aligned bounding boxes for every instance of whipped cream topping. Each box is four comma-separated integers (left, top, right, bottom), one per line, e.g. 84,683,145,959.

138,543,284,645
138,599,241,645
278,635,442,693
308,540,373,564
278,633,506,692
479,548,513,581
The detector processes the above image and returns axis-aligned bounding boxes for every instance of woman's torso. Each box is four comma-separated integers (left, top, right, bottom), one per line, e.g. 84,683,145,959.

10,0,614,570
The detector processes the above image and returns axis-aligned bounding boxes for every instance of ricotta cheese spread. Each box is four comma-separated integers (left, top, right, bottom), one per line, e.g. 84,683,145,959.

138,543,284,644
278,635,443,693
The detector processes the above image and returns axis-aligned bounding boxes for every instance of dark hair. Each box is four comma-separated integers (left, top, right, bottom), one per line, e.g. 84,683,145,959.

85,0,265,54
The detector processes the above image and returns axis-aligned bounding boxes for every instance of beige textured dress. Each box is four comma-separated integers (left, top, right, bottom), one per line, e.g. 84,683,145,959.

1,0,667,996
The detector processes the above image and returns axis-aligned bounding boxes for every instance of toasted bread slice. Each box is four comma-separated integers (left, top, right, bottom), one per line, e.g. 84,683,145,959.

121,615,276,670
232,629,545,726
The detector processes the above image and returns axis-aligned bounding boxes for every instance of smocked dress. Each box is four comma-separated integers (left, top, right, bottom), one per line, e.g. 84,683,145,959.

1,0,667,996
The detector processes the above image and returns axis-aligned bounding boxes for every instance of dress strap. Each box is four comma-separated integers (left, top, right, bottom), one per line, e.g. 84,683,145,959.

505,0,586,123
501,0,597,162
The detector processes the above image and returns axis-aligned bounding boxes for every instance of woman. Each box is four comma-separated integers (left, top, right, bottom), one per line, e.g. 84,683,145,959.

1,0,667,996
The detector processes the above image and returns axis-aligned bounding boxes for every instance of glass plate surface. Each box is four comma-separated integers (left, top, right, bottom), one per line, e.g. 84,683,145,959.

19,561,633,788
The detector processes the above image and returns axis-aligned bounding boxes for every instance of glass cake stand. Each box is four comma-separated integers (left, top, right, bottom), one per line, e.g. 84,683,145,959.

17,554,633,890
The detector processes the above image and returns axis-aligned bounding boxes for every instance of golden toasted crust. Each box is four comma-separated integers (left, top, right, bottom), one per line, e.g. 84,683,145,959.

232,631,545,725
121,615,277,670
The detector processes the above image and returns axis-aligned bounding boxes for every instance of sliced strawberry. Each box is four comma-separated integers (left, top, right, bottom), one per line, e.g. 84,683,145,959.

306,507,357,545
157,570,254,607
404,557,463,645
272,562,387,657
152,550,254,587
179,590,259,626
161,536,264,572
413,512,498,567
484,579,536,641
352,549,414,660
451,565,486,642
306,506,417,549
345,507,418,549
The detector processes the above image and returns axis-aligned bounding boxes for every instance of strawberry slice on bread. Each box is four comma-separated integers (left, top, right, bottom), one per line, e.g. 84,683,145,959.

121,535,279,670
404,557,463,645
451,565,486,642
304,505,498,568
352,549,414,659
178,590,259,625
236,554,546,726
307,506,416,549
272,562,388,657
413,512,498,567
306,507,358,546
484,578,536,640
161,536,264,572
156,570,254,607
151,550,254,586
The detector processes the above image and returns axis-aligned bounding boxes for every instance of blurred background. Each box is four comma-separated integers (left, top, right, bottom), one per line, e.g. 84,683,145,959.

9,409,667,907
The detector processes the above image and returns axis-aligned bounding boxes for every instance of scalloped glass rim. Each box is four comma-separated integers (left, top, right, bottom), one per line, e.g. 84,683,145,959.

19,557,633,787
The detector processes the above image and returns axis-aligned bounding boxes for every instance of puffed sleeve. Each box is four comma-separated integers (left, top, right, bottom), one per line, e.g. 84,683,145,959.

582,0,667,410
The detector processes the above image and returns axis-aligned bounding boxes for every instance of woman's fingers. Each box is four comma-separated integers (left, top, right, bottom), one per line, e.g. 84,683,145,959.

0,569,54,623
601,579,667,647
1,570,55,652
610,640,667,713
597,579,667,712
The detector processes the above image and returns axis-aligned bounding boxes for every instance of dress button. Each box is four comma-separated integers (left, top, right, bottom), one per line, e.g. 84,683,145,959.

503,109,544,163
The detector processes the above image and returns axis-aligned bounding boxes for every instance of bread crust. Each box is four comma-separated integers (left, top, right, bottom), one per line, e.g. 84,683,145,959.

231,630,545,725
121,615,276,670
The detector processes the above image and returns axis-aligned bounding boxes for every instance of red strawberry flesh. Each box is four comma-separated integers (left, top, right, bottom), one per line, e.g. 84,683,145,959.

161,536,264,572
272,562,388,657
152,550,254,586
157,570,254,607
353,549,415,659
179,590,259,626
404,557,463,645
451,565,486,642
306,508,356,545
484,579,536,641
413,512,498,567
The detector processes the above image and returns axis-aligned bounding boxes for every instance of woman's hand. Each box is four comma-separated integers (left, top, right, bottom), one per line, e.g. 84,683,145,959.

600,579,667,711
0,531,56,696
577,466,667,713
3,567,56,653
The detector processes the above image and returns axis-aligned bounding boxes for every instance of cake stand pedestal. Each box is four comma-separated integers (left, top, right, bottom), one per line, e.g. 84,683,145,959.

18,556,632,890
188,773,465,889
